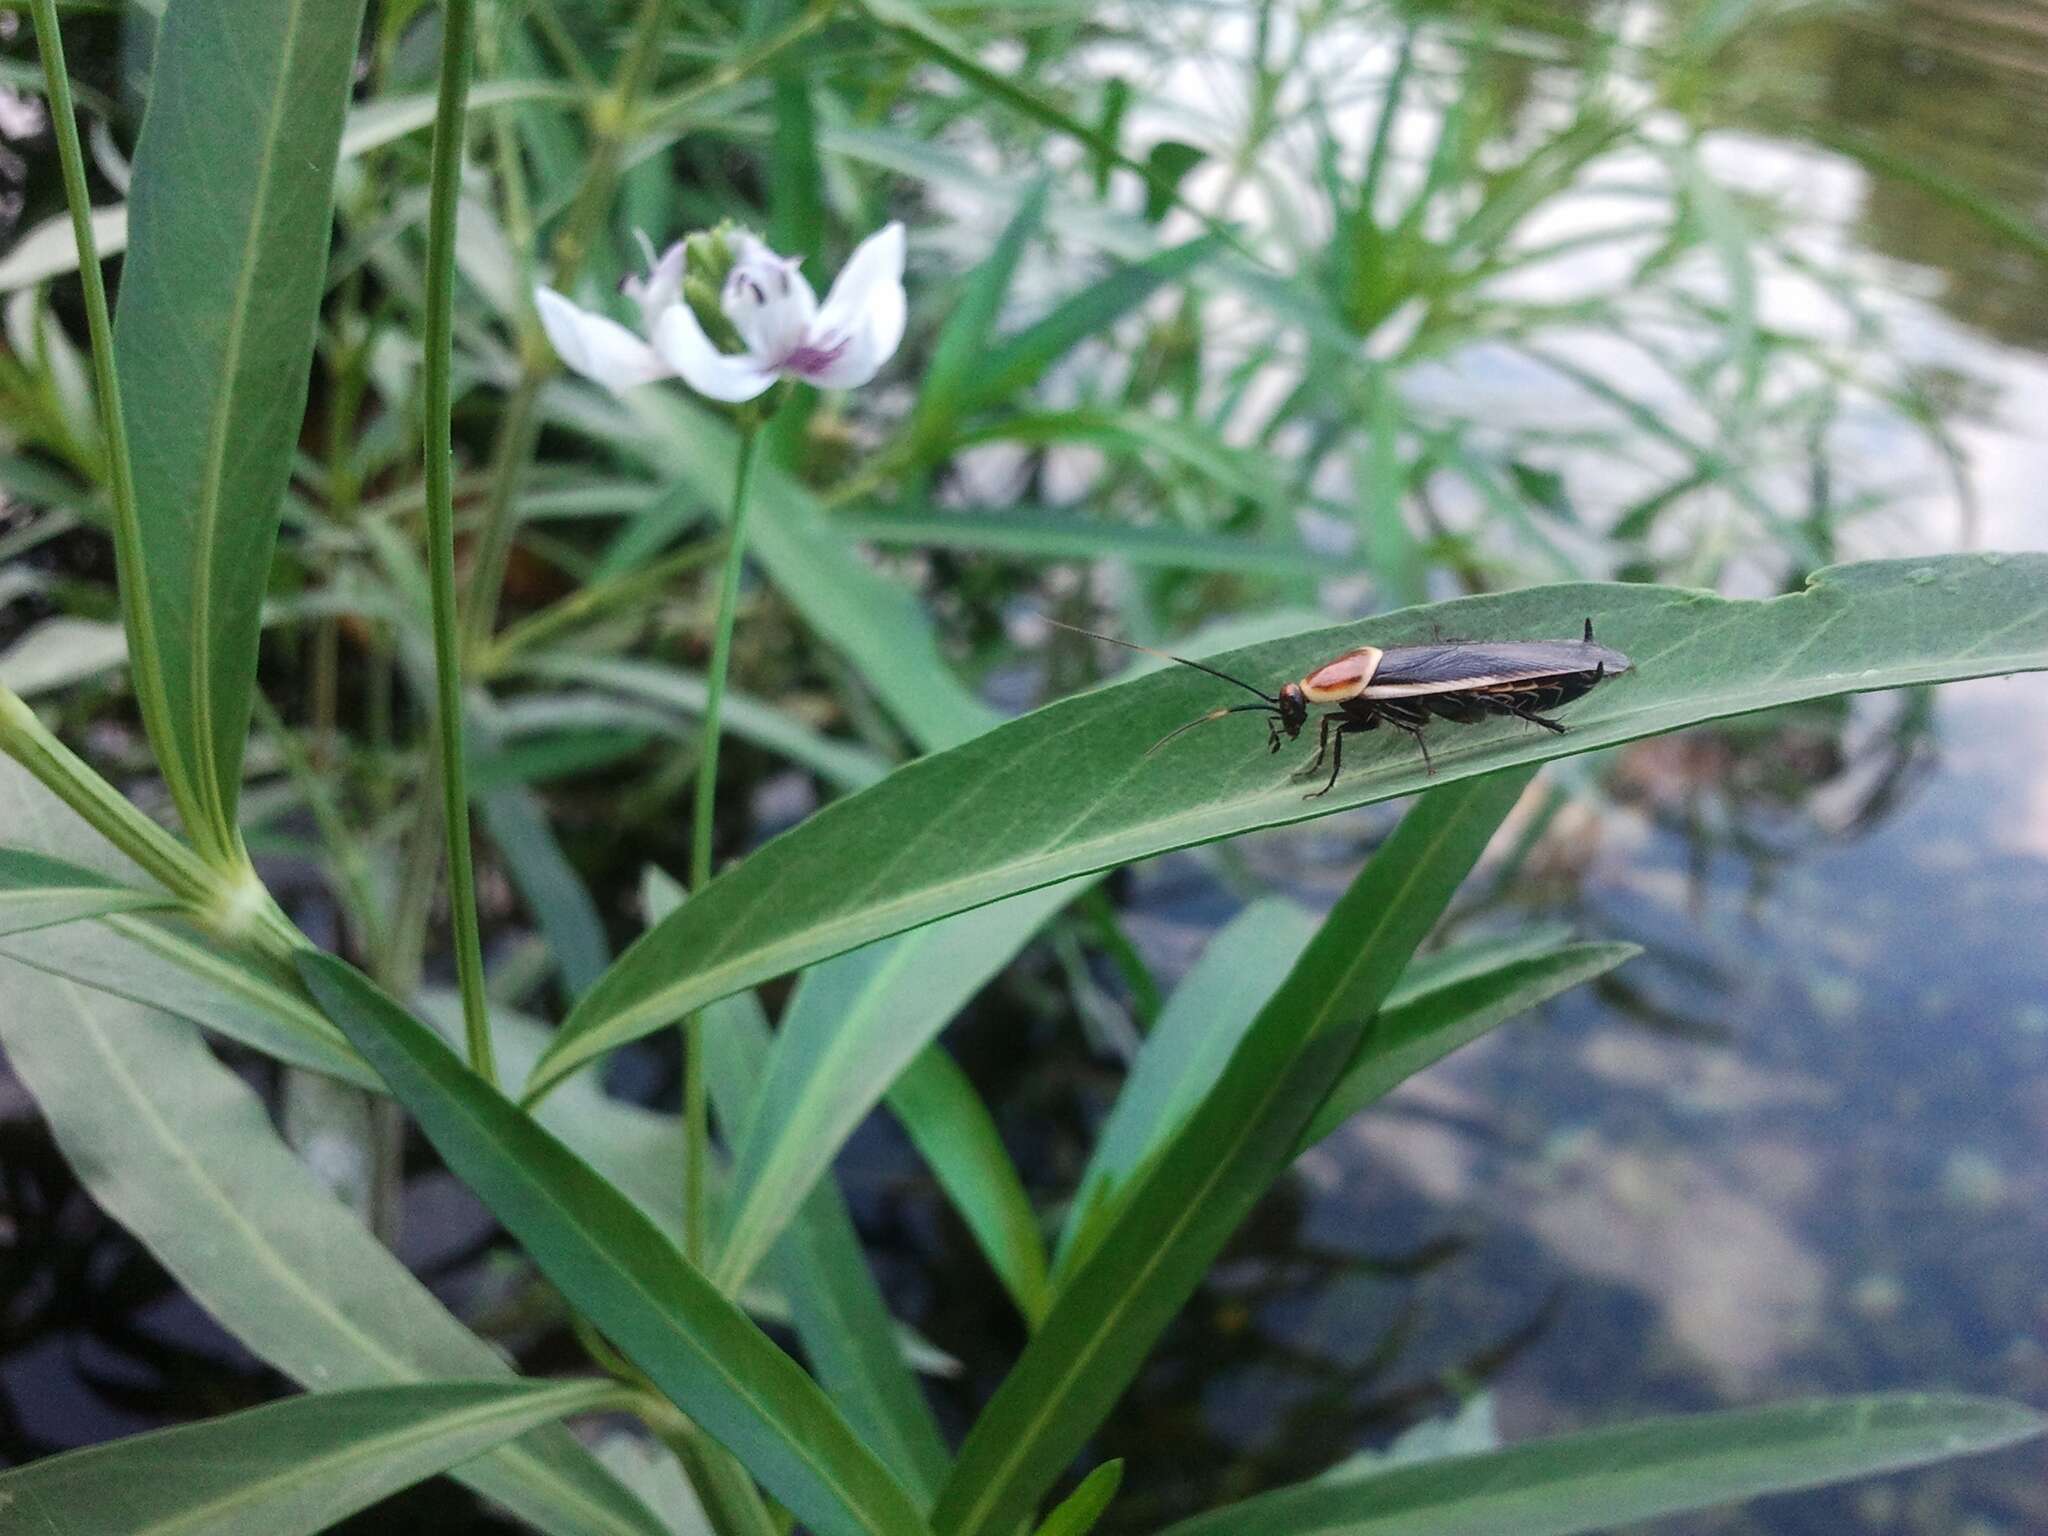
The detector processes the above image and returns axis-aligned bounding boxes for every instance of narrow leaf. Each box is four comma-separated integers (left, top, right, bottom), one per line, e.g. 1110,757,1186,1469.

0,1378,625,1536
536,556,2048,1092
1153,1394,2046,1536
0,846,171,936
905,178,1049,454
1032,1460,1124,1536
967,234,1224,413
111,0,369,855
887,1046,1051,1326
1303,940,1640,1147
298,953,934,1536
714,881,1080,1293
932,773,1535,1536
1054,898,1317,1283
699,991,954,1506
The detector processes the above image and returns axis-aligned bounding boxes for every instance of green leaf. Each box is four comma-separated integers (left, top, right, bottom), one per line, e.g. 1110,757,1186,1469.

515,652,891,792
297,953,934,1536
1032,1460,1124,1536
965,234,1224,414
534,555,2048,1090
1053,898,1318,1284
1143,141,1204,222
931,773,1534,1536
714,880,1081,1294
0,1378,627,1536
699,990,954,1506
0,846,171,937
904,177,1048,456
1303,939,1640,1147
110,0,369,859
0,986,665,1535
886,1046,1051,1326
1153,1394,2047,1536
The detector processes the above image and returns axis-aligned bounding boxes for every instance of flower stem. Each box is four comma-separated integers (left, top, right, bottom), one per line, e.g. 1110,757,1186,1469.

421,0,496,1088
682,426,762,1262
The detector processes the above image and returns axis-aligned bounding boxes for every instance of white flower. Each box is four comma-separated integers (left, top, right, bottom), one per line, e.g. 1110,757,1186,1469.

534,223,907,403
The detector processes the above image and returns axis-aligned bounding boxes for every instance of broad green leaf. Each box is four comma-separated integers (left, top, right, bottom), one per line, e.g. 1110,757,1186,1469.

0,761,661,1536
0,1378,626,1536
537,555,2048,1091
0,846,171,936
1032,1460,1124,1536
932,773,1534,1536
1302,939,1640,1147
904,177,1048,456
714,880,1082,1293
1153,1394,2046,1536
298,953,935,1536
0,982,667,1536
111,0,368,858
700,991,954,1506
1053,898,1319,1283
886,1046,1051,1326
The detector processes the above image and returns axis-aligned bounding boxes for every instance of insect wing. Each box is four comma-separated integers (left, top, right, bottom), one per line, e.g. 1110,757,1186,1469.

1360,640,1631,698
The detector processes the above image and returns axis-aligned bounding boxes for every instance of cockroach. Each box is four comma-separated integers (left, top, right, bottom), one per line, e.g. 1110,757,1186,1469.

1051,618,1632,797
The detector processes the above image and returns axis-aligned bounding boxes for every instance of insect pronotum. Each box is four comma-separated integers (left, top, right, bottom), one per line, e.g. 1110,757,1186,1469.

1052,619,1633,796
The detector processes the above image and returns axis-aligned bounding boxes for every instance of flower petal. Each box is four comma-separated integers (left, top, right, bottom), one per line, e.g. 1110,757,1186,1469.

792,222,907,390
722,233,817,366
652,304,778,403
534,286,671,393
812,221,905,345
622,232,685,330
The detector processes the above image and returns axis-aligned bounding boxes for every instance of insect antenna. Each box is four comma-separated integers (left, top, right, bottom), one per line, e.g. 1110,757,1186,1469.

1042,617,1279,705
1144,702,1272,758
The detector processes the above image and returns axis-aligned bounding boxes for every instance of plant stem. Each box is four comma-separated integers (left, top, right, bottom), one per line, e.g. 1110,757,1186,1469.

421,0,497,1088
25,0,191,857
682,426,761,1262
460,0,679,659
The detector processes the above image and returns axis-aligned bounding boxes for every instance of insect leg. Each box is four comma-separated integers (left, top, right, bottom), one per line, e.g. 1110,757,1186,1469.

1293,713,1343,781
1508,702,1568,734
1305,724,1350,799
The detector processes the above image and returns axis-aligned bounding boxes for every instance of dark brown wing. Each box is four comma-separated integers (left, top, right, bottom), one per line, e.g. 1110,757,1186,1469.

1361,639,1632,698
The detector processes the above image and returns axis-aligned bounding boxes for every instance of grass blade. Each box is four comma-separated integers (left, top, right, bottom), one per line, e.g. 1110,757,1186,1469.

0,1379,628,1536
1153,1394,2046,1536
531,554,2048,1094
298,953,934,1536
